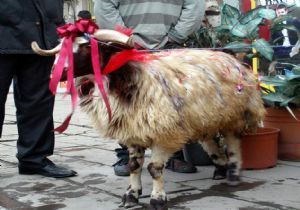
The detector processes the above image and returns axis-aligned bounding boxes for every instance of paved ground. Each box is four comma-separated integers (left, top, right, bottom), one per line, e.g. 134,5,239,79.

1,93,300,210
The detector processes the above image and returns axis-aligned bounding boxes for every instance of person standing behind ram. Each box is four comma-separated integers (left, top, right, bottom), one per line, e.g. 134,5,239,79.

77,10,92,20
94,0,205,177
271,3,300,57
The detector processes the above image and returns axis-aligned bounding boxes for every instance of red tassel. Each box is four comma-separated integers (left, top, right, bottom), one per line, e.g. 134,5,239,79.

54,113,73,133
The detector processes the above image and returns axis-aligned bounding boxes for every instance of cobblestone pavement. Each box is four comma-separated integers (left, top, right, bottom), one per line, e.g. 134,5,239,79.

1,93,300,210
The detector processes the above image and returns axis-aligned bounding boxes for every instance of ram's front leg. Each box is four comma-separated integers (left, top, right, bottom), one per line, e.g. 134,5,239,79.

147,145,171,210
120,145,145,208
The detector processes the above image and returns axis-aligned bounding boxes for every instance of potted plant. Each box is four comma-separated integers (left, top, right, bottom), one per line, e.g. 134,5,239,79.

260,64,300,161
241,127,280,169
259,3,300,161
186,4,276,64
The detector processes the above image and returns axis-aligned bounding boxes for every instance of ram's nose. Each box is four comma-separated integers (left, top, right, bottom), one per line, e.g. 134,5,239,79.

76,77,95,98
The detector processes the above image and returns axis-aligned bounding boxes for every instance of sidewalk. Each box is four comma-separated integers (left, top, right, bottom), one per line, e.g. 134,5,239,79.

1,93,300,210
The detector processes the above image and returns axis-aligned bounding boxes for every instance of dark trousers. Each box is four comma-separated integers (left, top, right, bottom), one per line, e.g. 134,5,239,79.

0,54,55,168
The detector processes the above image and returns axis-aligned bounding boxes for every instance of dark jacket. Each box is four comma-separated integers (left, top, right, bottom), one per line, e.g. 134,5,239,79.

0,0,64,54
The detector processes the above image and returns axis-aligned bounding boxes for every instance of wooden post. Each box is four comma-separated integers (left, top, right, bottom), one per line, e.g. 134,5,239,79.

250,0,258,75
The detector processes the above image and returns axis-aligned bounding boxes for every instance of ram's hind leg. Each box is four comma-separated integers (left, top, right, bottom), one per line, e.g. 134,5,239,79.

148,145,171,210
120,145,145,208
223,134,242,186
200,137,228,180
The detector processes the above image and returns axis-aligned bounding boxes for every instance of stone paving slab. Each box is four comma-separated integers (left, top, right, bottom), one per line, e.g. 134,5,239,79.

181,165,300,210
0,170,121,210
169,194,280,210
1,93,300,210
0,124,18,136
55,135,119,151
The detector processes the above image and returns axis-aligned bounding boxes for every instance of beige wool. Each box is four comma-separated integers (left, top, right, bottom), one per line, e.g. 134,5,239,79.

79,49,265,154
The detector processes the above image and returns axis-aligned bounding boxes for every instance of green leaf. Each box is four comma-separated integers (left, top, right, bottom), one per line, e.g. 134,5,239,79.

230,23,249,38
245,17,263,37
258,8,276,20
285,75,300,81
262,92,290,105
271,23,287,33
280,96,296,107
261,75,287,86
224,41,251,52
249,28,260,39
252,39,274,60
219,24,232,31
246,53,255,59
293,66,300,74
261,67,300,107
222,4,240,19
230,17,263,38
239,7,263,24
270,14,294,27
221,16,238,30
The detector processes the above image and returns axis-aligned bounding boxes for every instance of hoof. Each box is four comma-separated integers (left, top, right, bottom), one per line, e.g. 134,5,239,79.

150,198,168,210
227,174,241,186
120,193,139,208
213,165,227,180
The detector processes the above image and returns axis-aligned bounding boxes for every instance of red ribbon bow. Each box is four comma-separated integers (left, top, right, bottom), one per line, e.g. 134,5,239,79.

57,19,99,38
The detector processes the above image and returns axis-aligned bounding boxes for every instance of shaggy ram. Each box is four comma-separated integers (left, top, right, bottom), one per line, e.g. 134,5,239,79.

32,29,265,210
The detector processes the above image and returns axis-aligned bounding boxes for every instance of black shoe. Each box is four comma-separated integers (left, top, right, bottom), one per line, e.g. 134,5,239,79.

113,148,130,176
19,160,77,178
165,158,197,173
113,158,130,176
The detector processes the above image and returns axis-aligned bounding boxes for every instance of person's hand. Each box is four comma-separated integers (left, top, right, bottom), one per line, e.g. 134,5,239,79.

164,37,182,49
127,35,135,48
126,35,143,49
168,37,176,43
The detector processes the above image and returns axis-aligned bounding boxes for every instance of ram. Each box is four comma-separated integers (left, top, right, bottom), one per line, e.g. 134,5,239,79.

32,29,265,210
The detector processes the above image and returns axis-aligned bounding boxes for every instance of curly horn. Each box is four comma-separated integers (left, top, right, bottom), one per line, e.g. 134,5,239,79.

93,29,132,47
31,37,89,56
31,41,62,56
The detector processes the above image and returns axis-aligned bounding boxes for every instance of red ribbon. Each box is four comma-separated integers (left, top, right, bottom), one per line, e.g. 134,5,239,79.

51,19,99,133
90,38,112,121
51,20,154,133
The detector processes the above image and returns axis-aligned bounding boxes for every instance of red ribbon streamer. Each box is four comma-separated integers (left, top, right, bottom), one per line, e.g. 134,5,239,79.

90,38,112,121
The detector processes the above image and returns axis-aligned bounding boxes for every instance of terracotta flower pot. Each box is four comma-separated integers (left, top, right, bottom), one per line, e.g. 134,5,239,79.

264,107,300,161
241,127,279,169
